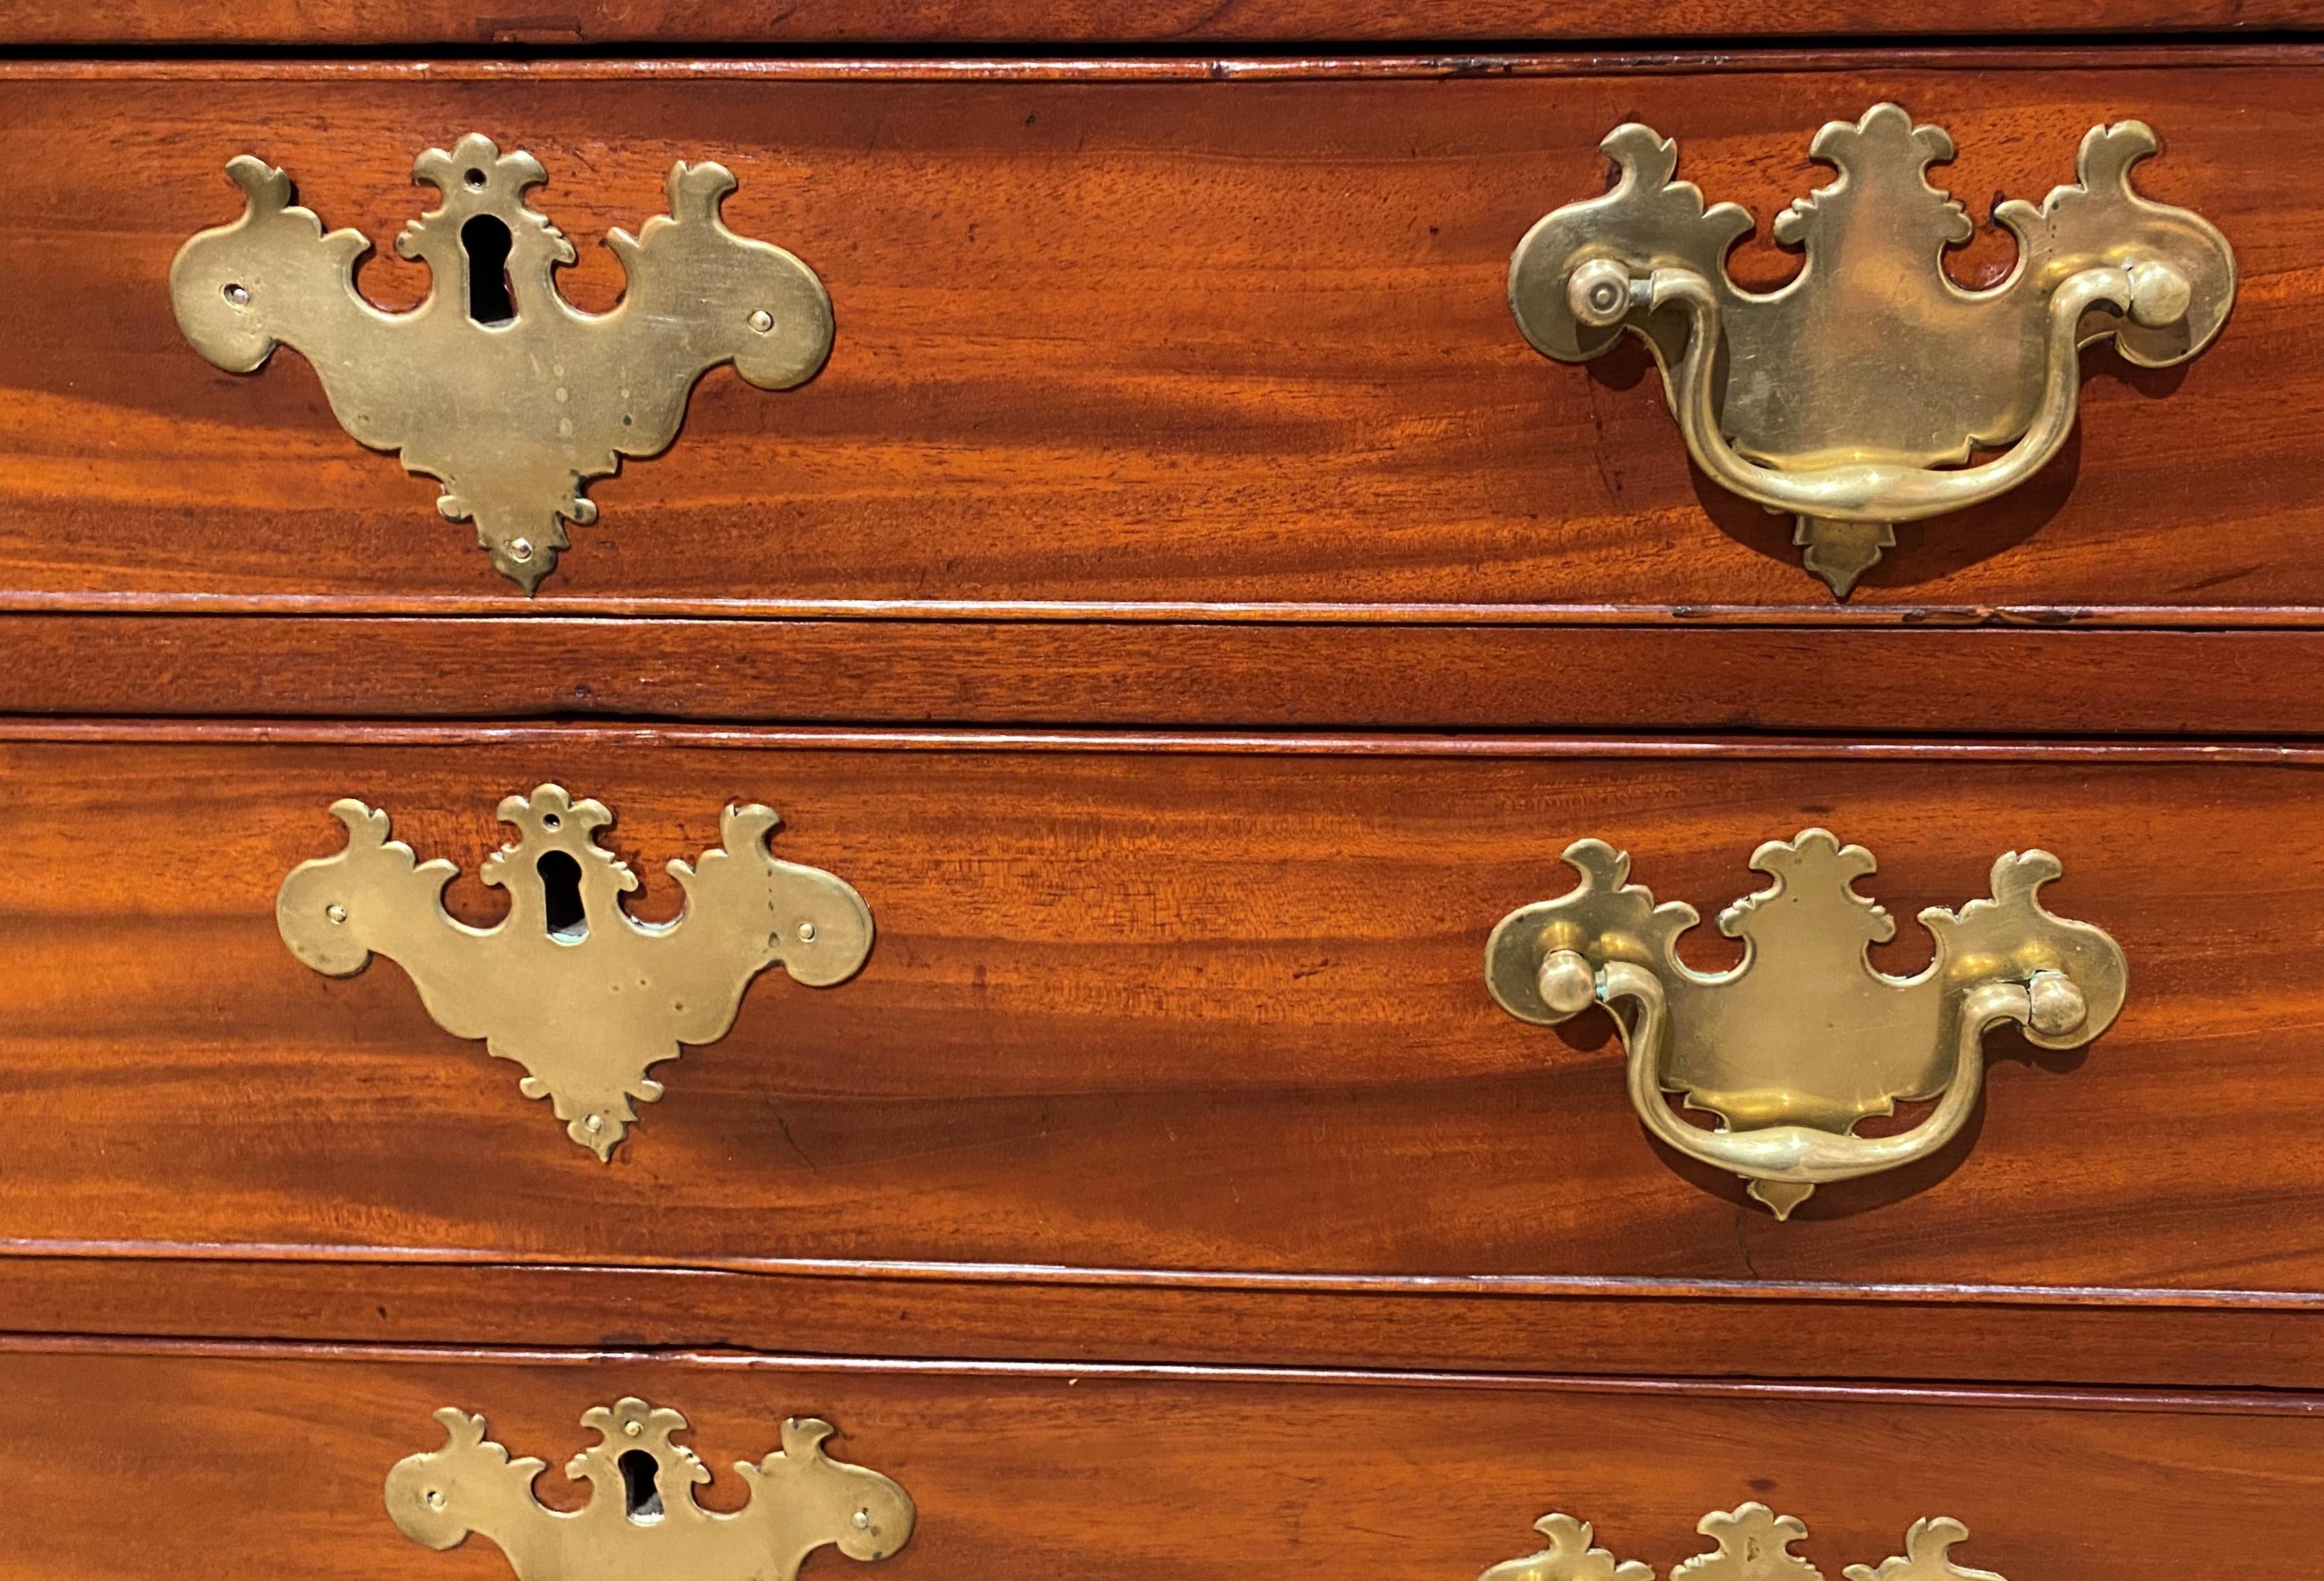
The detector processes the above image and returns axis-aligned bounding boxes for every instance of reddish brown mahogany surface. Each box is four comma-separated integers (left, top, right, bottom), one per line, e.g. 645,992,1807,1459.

8,616,2324,733
8,728,2324,1307
2,60,2320,625
6,1252,2323,1389
1,2,2315,45
3,1341,2319,1580
14,618,2324,739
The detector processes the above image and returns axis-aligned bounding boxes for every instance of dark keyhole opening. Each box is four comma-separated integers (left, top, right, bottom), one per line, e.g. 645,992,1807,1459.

460,214,516,326
617,1449,664,1521
537,850,587,941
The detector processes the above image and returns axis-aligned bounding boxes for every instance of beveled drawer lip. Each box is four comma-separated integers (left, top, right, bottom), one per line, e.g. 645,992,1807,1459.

6,716,2324,762
11,1331,2324,1416
15,1235,2324,1311
5,47,2324,85
26,590,2324,629
11,1245,2324,1392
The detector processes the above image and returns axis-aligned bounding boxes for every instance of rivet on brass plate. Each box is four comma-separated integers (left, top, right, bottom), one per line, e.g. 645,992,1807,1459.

1509,104,2235,596
385,1399,914,1581
170,134,834,591
1484,830,2126,1217
277,785,873,1158
1480,1504,2008,1581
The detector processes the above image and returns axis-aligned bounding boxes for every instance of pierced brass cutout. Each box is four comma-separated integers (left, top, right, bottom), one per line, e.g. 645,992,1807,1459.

1509,104,2235,595
385,1399,914,1581
1481,1505,2007,1581
1485,830,2125,1217
171,133,834,591
277,785,872,1158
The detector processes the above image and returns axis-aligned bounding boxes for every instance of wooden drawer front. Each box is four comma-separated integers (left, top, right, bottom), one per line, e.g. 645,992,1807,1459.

7,726,2324,1298
1,59,2310,620
2,1342,2315,1578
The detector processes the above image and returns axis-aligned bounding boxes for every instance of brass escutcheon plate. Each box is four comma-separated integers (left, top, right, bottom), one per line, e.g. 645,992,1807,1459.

1480,1504,2010,1581
385,1398,914,1581
1486,830,2126,1217
1509,104,2235,595
277,785,873,1158
171,134,833,591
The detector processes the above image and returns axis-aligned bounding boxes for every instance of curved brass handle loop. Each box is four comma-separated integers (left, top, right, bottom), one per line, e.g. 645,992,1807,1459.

1486,831,2127,1218
1600,957,2045,1186
1639,262,2169,528
1509,104,2235,596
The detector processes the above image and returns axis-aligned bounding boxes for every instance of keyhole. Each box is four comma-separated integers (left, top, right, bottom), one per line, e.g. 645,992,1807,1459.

537,850,586,941
460,214,516,326
617,1449,664,1523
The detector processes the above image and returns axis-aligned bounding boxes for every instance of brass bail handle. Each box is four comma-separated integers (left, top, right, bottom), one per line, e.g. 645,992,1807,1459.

1509,104,2236,596
1485,831,2128,1218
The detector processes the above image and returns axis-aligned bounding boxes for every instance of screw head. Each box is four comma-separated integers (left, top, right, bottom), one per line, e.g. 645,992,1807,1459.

623,1420,643,1437
853,1509,872,1530
507,538,535,564
748,309,775,333
584,1114,604,1133
222,282,250,307
797,921,817,942
324,903,348,925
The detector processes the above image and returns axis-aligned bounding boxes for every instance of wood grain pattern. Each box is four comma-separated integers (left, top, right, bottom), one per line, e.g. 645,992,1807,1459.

4,1341,2319,1580
7,1251,2323,1389
9,729,2324,1296
2,1,2315,45
3,61,2321,620
8,615,2324,732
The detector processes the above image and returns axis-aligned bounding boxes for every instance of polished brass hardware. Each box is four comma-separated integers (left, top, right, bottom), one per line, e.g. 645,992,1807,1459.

1486,829,2125,1217
1481,1505,2008,1581
1509,104,2234,595
171,133,833,591
385,1398,913,1581
277,785,872,1158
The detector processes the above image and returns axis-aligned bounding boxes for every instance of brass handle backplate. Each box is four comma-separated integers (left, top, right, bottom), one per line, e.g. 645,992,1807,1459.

385,1398,914,1580
277,783,872,1158
171,134,832,591
1485,829,2127,1217
1509,103,2236,596
1481,1504,2007,1581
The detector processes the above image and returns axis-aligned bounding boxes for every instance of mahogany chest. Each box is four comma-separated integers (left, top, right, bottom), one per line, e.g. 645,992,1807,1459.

3,5,2320,1576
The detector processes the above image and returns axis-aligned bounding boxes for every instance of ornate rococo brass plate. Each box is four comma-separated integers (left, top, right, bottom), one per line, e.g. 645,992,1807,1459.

1509,104,2235,594
170,133,833,591
277,785,873,1158
1485,829,2126,1217
386,1398,913,1581
1481,1504,2008,1581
